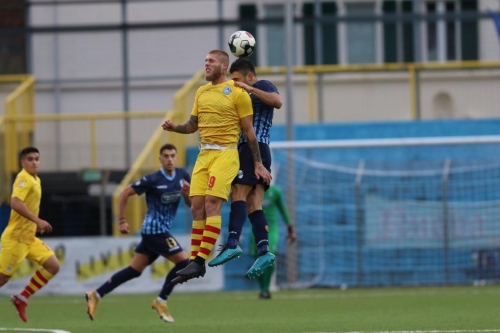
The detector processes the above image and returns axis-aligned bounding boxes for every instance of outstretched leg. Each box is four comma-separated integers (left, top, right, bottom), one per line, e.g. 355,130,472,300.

86,252,148,320
13,241,60,323
153,252,189,323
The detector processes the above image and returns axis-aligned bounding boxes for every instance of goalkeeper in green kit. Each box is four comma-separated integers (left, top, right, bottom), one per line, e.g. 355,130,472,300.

249,184,296,299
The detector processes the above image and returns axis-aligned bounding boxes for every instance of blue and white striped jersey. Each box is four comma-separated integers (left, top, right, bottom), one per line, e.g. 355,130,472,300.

131,168,190,235
239,79,279,145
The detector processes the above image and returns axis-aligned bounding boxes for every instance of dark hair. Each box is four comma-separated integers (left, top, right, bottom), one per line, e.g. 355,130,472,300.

229,58,256,76
160,143,177,155
20,147,39,159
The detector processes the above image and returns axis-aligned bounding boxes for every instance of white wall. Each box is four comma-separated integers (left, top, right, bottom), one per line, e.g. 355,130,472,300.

20,0,500,170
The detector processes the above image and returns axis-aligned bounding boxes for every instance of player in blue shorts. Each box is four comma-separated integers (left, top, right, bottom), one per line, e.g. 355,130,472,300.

208,58,282,278
85,143,191,323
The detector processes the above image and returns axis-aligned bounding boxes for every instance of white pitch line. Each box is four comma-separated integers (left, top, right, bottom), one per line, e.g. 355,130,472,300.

0,328,71,333
302,329,500,333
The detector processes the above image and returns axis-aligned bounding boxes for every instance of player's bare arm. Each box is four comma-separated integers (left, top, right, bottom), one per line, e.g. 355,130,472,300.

10,197,52,234
118,185,137,234
240,116,272,184
234,81,282,109
180,179,191,207
162,116,198,134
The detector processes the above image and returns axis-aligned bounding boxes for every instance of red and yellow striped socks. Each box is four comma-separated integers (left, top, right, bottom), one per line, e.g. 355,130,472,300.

20,268,54,299
198,216,221,260
190,220,206,260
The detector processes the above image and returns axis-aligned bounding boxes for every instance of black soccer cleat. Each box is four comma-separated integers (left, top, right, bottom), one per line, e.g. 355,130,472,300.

258,291,271,300
169,262,206,286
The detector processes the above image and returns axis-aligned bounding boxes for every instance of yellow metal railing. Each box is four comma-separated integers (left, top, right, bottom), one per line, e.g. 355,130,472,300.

111,70,205,236
256,60,500,121
4,111,168,168
1,75,36,203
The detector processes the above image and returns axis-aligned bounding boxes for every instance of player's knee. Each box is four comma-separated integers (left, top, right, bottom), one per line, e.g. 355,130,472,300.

126,266,142,279
50,262,60,275
231,184,251,201
205,196,223,216
43,256,61,275
190,197,206,220
0,273,10,287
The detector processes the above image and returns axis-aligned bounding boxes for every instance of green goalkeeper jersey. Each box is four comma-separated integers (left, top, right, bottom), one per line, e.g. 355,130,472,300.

262,185,291,232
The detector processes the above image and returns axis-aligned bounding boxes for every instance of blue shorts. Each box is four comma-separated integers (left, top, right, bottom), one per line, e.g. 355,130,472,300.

232,142,271,190
135,232,184,263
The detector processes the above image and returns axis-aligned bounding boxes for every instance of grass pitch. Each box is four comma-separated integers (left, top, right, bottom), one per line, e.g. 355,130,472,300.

0,286,499,333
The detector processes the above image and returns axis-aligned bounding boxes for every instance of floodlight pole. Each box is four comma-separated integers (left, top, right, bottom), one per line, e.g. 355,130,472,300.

121,0,131,168
285,0,294,141
284,0,297,286
217,0,224,50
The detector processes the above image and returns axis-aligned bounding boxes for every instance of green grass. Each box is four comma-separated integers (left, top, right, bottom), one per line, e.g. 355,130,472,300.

0,286,499,333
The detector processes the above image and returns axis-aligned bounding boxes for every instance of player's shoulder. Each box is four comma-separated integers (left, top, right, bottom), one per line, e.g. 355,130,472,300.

256,79,278,92
196,83,212,96
198,83,211,91
139,170,161,183
175,167,188,175
15,169,35,184
226,80,247,95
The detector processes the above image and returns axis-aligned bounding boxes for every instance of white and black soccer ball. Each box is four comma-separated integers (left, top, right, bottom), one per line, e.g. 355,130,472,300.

228,30,256,57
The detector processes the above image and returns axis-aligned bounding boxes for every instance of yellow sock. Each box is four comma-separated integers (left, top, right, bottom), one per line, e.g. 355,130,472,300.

21,268,54,299
198,216,221,260
190,220,205,260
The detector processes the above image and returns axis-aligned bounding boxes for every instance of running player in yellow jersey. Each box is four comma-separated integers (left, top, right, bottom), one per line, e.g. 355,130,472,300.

0,147,60,322
162,49,272,284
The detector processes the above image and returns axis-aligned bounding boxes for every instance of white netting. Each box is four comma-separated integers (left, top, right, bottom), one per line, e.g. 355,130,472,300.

271,136,500,288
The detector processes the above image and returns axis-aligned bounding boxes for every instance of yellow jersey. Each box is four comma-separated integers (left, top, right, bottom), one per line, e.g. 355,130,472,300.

191,80,253,146
3,169,41,244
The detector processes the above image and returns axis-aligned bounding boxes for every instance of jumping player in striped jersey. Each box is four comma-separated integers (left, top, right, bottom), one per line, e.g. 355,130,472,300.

85,143,191,323
208,58,282,278
162,50,272,284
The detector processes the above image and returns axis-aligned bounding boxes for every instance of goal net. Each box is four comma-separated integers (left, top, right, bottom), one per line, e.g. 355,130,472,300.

270,136,500,289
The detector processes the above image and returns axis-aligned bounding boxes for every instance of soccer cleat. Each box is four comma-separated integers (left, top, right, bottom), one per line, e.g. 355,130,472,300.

208,245,243,267
170,261,206,285
85,290,99,321
11,295,28,322
151,299,174,323
245,252,276,279
258,291,271,300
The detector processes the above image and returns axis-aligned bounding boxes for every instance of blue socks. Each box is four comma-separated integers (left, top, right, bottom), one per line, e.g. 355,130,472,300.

160,259,189,300
248,210,269,256
96,266,141,298
227,201,247,249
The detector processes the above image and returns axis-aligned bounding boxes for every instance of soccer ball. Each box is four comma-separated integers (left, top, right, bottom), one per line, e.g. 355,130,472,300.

228,30,256,57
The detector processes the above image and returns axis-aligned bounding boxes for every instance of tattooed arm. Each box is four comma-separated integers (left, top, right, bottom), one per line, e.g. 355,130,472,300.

162,116,198,134
240,115,272,184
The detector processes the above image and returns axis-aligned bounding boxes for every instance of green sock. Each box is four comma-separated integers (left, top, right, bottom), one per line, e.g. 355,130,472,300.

260,265,274,293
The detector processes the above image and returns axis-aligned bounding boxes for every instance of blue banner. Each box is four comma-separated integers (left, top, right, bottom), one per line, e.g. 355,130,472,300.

365,195,500,249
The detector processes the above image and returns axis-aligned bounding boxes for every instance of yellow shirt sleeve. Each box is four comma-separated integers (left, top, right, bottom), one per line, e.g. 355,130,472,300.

233,84,253,119
190,86,203,117
11,174,33,202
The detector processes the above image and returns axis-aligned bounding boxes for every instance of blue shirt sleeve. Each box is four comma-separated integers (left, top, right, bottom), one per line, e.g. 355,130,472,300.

131,174,153,195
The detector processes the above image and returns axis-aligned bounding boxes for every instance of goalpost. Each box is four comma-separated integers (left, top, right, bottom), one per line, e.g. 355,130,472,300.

269,135,500,289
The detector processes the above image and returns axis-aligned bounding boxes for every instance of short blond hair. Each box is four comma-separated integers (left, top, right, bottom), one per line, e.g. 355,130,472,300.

208,49,230,64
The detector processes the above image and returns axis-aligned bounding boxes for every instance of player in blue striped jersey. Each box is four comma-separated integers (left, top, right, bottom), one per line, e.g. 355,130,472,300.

208,58,282,278
85,143,191,323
